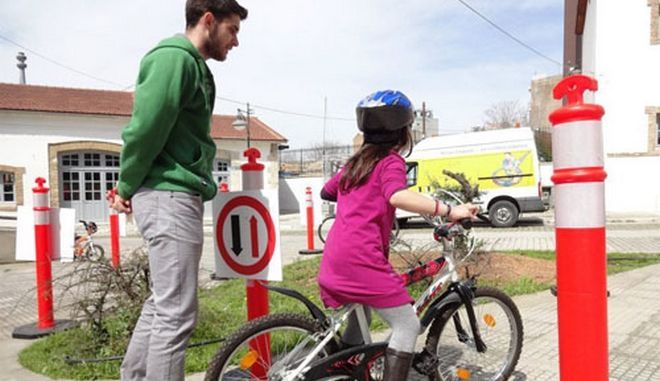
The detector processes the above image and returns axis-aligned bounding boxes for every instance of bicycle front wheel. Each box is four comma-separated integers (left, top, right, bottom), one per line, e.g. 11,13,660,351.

425,287,523,381
205,313,335,381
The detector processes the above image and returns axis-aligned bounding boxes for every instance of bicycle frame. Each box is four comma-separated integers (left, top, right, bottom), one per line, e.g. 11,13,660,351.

264,223,486,381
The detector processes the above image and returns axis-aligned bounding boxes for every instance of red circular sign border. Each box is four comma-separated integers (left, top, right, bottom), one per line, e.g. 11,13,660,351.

216,196,276,276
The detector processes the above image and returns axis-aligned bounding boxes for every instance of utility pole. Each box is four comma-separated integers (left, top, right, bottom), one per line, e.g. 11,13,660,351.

422,101,427,140
322,97,327,180
16,52,27,84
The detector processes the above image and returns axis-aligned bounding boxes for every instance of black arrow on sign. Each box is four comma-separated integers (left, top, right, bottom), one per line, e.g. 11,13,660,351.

231,215,242,256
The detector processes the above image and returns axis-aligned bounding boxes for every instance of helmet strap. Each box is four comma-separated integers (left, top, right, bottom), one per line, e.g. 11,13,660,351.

363,130,401,145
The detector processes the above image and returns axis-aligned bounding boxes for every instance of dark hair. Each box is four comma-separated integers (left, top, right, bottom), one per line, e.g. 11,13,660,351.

186,0,248,29
339,127,413,192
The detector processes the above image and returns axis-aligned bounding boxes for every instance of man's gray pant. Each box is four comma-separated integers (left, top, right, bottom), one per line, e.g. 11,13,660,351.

120,188,204,381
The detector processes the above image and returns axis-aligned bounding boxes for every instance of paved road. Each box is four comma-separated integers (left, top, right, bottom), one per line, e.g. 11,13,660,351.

1,214,660,380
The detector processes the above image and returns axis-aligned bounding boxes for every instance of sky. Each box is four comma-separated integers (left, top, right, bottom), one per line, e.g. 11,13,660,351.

0,0,564,149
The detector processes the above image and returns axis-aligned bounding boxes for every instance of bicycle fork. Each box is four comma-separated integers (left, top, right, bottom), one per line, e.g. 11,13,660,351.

449,281,488,353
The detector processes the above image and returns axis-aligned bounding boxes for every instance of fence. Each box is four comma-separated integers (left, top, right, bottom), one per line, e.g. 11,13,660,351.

279,145,356,178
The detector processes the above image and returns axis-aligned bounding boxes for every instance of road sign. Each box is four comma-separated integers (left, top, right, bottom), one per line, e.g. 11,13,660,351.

213,189,282,281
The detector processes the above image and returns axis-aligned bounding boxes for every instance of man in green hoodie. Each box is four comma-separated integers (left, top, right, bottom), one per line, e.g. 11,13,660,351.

108,1,247,380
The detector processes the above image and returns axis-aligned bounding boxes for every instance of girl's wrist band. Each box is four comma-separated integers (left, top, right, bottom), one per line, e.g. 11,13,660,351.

433,199,440,216
444,202,452,218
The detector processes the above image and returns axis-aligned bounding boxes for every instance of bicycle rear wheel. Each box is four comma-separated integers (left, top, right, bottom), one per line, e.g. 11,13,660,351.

85,244,105,260
425,287,523,381
318,216,335,244
205,313,337,381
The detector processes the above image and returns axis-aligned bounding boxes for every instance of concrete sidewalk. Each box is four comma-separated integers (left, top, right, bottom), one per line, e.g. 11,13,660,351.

2,262,660,380
2,214,660,380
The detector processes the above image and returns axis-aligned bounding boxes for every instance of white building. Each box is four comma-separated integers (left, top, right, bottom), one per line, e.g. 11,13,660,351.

412,106,439,143
0,83,287,221
565,0,660,213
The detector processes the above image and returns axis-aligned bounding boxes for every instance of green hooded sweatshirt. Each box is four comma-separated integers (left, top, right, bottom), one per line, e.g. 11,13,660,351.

118,35,218,201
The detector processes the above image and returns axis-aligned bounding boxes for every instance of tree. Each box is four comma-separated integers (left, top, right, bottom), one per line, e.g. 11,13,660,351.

483,100,529,130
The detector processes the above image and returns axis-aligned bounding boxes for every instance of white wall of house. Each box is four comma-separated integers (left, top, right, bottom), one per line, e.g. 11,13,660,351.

0,111,124,211
0,111,282,219
278,177,324,221
606,156,660,213
580,0,660,213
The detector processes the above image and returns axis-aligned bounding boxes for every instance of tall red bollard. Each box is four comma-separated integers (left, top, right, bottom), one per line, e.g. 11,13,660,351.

548,74,608,380
299,187,323,255
33,177,54,329
241,148,271,378
13,178,76,339
108,188,121,269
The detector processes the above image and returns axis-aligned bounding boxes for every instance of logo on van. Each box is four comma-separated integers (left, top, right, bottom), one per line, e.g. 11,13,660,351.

491,151,531,187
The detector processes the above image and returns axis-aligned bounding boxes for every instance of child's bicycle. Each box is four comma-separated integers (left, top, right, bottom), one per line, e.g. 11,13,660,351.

74,220,104,260
205,197,523,381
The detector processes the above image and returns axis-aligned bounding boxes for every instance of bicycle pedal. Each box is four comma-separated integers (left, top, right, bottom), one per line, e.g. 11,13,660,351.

412,349,439,376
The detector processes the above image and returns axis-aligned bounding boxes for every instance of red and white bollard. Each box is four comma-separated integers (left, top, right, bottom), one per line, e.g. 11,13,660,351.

299,187,323,255
13,178,76,339
548,74,608,380
108,188,121,269
33,177,54,329
241,148,271,377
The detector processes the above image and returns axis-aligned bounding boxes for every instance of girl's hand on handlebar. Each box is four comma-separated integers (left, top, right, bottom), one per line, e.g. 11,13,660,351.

447,203,478,222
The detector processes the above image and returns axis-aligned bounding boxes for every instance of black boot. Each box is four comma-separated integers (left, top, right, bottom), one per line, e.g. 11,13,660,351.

383,348,414,381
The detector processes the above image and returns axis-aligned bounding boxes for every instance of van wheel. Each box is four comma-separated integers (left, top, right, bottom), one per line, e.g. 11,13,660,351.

489,200,518,228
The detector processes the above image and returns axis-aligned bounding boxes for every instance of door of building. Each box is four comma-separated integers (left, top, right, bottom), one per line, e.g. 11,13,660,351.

59,152,119,222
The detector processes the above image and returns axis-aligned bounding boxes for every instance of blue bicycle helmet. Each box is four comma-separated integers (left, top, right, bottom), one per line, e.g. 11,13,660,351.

356,90,414,144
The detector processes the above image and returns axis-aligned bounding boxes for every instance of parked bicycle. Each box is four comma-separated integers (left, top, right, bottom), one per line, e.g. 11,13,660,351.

205,196,523,381
318,209,401,245
74,220,104,260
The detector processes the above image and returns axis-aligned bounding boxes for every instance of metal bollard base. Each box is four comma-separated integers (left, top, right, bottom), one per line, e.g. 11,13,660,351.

12,319,78,340
298,249,323,255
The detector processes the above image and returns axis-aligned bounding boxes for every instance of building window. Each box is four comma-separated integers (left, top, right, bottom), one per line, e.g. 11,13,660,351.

213,159,230,186
650,0,660,45
0,172,15,202
646,107,660,152
656,114,660,146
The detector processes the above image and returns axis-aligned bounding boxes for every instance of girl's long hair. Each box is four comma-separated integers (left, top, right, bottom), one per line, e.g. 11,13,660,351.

339,127,413,192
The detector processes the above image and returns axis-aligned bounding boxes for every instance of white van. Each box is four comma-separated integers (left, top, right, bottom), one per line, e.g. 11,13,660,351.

400,127,546,227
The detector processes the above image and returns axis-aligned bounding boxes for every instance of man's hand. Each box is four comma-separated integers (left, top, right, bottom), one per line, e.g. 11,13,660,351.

106,189,132,214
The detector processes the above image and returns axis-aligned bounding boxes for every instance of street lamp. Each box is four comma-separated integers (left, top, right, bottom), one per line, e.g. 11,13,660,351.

232,102,254,148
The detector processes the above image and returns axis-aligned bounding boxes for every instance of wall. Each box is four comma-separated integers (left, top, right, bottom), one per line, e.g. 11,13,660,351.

0,111,125,213
1,111,283,219
605,156,660,213
587,1,660,154
278,177,324,221
578,0,660,213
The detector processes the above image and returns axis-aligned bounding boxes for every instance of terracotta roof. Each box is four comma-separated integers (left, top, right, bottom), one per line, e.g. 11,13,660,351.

210,114,286,142
0,82,287,142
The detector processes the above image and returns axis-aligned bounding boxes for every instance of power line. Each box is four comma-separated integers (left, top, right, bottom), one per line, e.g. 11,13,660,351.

454,0,562,67
0,32,131,89
0,31,353,122
215,95,355,122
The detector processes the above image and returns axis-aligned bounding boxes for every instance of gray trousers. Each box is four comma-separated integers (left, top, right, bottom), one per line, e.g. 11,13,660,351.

120,188,204,381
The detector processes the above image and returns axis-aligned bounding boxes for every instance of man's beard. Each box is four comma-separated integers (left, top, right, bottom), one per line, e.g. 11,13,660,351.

205,24,227,61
